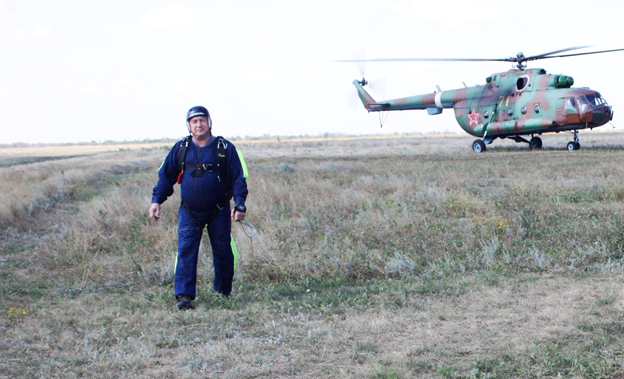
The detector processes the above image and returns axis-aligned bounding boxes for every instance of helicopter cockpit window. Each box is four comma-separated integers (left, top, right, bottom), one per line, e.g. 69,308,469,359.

595,93,608,106
577,96,590,113
585,94,598,108
516,76,529,91
564,98,577,114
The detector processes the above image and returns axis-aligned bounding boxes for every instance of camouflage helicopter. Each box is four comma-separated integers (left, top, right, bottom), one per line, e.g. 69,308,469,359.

342,47,624,152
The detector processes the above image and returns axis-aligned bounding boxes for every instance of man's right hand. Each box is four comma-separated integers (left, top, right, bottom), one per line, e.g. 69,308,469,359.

149,203,161,221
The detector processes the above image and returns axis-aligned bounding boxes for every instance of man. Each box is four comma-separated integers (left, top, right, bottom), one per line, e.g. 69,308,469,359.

149,106,248,310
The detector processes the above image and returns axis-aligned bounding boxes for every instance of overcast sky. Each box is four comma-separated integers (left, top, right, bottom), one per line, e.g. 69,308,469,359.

1,0,623,144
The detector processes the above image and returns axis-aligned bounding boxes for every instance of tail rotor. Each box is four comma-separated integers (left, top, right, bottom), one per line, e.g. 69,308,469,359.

343,50,387,112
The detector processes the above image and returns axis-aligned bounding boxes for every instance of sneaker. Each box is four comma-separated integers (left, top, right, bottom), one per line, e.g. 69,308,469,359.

176,295,194,310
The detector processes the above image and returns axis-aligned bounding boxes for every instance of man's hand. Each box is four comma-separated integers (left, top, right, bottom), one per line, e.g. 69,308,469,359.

149,203,161,221
231,208,245,222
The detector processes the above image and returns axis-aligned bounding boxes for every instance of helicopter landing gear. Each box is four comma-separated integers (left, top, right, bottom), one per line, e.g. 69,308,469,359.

472,139,486,153
567,141,581,151
567,130,581,151
509,135,542,150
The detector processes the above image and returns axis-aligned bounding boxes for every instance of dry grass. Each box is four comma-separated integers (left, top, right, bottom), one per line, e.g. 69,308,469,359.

0,145,171,228
2,131,624,378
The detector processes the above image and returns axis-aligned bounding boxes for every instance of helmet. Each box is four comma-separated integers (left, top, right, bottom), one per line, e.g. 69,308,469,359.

186,106,210,121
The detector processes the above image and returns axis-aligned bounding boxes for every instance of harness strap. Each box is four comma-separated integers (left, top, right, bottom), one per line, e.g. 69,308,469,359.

216,136,233,207
181,200,222,227
199,163,216,171
176,135,192,184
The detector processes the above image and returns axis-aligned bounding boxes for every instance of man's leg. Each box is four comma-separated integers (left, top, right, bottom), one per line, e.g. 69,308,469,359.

206,208,234,296
175,206,204,300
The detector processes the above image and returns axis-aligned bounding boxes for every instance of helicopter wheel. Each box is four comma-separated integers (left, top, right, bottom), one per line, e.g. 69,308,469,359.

472,139,486,153
529,136,542,150
567,141,581,151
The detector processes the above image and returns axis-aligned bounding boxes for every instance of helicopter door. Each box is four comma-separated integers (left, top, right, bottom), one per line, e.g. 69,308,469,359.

557,97,581,125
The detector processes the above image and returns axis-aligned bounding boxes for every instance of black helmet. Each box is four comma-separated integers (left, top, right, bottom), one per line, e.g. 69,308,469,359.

186,106,210,121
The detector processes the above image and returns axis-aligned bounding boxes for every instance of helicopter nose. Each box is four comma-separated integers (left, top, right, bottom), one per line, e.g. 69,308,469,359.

598,105,613,123
607,106,613,121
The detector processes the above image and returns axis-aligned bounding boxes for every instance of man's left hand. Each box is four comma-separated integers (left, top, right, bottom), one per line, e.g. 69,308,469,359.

231,208,245,222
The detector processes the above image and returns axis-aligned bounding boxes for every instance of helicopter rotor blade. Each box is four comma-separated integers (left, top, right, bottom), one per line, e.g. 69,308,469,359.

336,57,507,63
341,50,388,97
335,46,624,70
368,76,387,98
351,49,367,78
526,47,624,61
522,46,591,61
345,90,360,113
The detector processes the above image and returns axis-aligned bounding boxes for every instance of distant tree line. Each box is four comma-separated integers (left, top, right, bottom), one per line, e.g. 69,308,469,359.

0,131,459,148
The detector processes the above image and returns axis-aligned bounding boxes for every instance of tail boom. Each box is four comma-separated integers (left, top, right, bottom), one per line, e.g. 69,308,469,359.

352,79,456,114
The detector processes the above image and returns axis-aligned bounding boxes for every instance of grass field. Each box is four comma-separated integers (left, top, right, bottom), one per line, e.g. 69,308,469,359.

2,131,624,378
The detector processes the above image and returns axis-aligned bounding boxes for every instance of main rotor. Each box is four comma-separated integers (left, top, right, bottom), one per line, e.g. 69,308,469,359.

338,46,624,70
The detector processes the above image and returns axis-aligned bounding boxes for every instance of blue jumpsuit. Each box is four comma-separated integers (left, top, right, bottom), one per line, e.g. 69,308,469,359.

152,136,248,298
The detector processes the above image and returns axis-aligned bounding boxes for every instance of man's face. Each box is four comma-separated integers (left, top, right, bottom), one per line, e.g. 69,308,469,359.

189,116,211,139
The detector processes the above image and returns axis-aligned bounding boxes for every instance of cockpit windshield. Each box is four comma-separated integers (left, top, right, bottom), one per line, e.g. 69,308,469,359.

596,93,608,106
586,94,598,108
581,93,608,108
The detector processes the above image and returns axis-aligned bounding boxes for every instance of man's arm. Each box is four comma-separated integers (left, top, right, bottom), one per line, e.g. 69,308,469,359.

229,145,248,221
149,142,182,220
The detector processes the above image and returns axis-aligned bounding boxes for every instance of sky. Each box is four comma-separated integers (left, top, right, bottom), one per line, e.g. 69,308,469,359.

1,0,624,144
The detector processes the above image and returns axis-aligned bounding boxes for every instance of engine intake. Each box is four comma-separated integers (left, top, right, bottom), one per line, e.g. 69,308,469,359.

550,75,574,88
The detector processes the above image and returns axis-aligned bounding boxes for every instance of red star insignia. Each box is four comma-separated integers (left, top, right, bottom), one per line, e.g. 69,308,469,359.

467,110,480,125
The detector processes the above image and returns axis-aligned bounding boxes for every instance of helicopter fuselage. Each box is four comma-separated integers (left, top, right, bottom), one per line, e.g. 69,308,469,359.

354,68,613,141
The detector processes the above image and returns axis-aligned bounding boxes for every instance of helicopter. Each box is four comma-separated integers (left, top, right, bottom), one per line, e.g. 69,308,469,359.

341,47,624,152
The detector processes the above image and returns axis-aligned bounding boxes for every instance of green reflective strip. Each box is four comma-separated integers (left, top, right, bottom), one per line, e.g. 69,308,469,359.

158,160,165,171
237,150,249,179
174,252,179,272
230,235,238,271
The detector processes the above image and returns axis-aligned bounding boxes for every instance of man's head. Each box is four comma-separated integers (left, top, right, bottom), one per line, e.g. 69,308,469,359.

186,105,212,140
